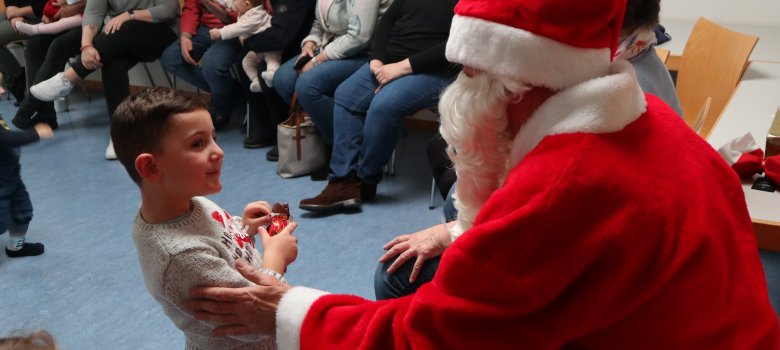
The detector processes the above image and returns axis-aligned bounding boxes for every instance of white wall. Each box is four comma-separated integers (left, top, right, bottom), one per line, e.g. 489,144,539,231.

661,0,780,27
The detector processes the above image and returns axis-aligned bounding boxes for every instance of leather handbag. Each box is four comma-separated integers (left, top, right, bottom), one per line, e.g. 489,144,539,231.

276,93,327,178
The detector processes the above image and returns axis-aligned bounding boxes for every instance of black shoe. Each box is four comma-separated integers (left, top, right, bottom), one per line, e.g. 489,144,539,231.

11,113,33,129
361,182,377,201
310,163,329,181
9,68,26,105
266,146,279,161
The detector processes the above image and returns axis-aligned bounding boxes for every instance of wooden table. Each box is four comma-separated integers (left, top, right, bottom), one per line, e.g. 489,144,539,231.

707,61,780,250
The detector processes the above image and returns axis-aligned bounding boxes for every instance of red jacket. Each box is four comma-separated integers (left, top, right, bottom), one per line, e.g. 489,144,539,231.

276,62,780,350
179,0,238,36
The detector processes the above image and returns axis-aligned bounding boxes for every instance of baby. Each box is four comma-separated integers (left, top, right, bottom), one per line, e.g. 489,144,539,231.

15,0,84,36
209,0,281,92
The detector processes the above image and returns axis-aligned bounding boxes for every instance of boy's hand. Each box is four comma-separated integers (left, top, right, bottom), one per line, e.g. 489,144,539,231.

34,123,54,139
209,28,221,40
259,222,298,273
242,201,271,235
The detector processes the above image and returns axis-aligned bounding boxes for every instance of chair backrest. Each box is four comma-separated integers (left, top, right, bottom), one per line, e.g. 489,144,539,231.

676,18,758,137
655,47,670,64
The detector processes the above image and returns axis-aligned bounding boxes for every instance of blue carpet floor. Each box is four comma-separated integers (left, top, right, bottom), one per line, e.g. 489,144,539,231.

1,91,778,349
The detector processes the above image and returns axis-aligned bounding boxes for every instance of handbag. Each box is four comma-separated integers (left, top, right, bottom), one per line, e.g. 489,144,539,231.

276,93,327,178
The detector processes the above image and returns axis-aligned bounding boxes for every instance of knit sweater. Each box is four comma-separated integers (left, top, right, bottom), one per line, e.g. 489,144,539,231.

301,0,392,60
132,196,275,350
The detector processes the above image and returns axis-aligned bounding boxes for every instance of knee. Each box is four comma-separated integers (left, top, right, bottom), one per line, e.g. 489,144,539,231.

159,43,181,70
294,73,322,100
200,52,230,78
374,260,401,301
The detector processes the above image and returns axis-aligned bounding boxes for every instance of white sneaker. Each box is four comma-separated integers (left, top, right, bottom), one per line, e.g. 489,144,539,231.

261,70,275,88
249,78,263,93
105,139,117,160
30,72,73,102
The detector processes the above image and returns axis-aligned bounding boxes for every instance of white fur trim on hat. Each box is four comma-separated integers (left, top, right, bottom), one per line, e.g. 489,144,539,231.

446,15,613,90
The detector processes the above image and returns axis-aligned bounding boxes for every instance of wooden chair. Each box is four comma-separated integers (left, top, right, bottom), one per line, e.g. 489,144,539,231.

676,18,758,138
654,47,670,64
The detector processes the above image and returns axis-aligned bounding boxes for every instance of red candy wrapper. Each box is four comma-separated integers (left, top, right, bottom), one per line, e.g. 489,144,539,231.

268,203,291,236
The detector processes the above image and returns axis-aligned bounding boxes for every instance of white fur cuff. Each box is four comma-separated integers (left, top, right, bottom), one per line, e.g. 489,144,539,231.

276,286,330,350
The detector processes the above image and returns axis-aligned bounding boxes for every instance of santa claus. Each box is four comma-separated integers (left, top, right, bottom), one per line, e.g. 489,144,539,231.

185,0,780,348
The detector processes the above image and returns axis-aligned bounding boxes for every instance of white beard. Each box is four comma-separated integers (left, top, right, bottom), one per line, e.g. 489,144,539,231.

438,72,529,239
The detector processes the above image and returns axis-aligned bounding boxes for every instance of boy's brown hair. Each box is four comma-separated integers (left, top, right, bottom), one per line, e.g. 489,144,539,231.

110,88,207,185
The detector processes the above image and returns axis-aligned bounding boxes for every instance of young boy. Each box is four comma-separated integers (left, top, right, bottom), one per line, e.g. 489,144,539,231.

1,116,53,258
111,87,297,350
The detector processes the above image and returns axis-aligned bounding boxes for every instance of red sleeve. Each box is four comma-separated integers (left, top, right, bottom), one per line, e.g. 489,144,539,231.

291,113,779,349
180,0,201,36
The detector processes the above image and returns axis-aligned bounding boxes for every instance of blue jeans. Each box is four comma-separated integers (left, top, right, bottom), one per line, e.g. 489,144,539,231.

0,167,32,235
374,255,441,300
331,64,456,184
160,26,243,117
273,55,368,145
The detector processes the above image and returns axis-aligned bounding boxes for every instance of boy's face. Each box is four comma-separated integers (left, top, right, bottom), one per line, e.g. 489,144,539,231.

154,109,224,197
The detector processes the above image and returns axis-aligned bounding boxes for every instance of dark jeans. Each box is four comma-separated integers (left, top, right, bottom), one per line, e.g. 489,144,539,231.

15,27,82,122
0,167,33,235
243,64,289,143
374,255,441,300
70,21,176,116
160,25,243,118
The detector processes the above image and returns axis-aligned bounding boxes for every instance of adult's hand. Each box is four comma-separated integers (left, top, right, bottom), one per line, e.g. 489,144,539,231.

185,259,291,336
379,223,452,283
180,35,198,66
5,6,22,18
81,46,102,70
373,58,413,93
201,0,233,24
103,12,131,34
301,41,316,58
369,59,383,75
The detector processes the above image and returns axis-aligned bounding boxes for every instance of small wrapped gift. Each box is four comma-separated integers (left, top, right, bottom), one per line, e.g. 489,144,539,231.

268,202,291,236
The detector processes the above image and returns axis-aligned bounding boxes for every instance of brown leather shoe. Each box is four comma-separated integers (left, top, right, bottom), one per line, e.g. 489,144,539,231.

299,173,363,212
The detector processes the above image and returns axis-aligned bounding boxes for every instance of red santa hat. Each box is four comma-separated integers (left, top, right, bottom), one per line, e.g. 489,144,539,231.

446,0,627,89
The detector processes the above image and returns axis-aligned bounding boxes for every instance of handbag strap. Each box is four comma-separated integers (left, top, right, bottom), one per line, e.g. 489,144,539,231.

289,93,304,160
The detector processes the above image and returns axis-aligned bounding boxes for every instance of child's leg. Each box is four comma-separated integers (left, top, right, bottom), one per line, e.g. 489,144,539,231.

4,178,43,257
260,51,282,87
35,15,83,35
243,52,263,92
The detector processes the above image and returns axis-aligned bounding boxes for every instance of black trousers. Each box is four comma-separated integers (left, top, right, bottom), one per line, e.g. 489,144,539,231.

71,21,176,116
16,27,82,121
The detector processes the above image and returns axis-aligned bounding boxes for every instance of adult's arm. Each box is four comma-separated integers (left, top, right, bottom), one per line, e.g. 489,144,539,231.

321,0,382,60
244,0,313,53
179,0,202,36
369,0,402,64
407,42,449,74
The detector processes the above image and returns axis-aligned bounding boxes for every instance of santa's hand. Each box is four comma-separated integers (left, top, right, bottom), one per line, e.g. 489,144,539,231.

379,223,452,283
186,259,290,336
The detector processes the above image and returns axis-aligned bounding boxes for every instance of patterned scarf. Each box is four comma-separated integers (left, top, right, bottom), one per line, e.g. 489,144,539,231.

614,27,658,61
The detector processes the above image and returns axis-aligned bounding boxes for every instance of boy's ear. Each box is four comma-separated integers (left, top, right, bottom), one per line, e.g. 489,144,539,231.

135,153,162,182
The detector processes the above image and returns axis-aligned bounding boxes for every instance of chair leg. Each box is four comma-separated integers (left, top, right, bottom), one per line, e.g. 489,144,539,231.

141,62,156,87
159,61,174,88
429,178,438,210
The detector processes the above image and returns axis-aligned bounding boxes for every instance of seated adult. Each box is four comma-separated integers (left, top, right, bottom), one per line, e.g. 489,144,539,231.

298,0,459,212
160,0,241,130
27,0,178,159
0,0,45,104
268,0,391,163
185,0,780,347
375,0,685,299
10,0,85,130
239,0,314,151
